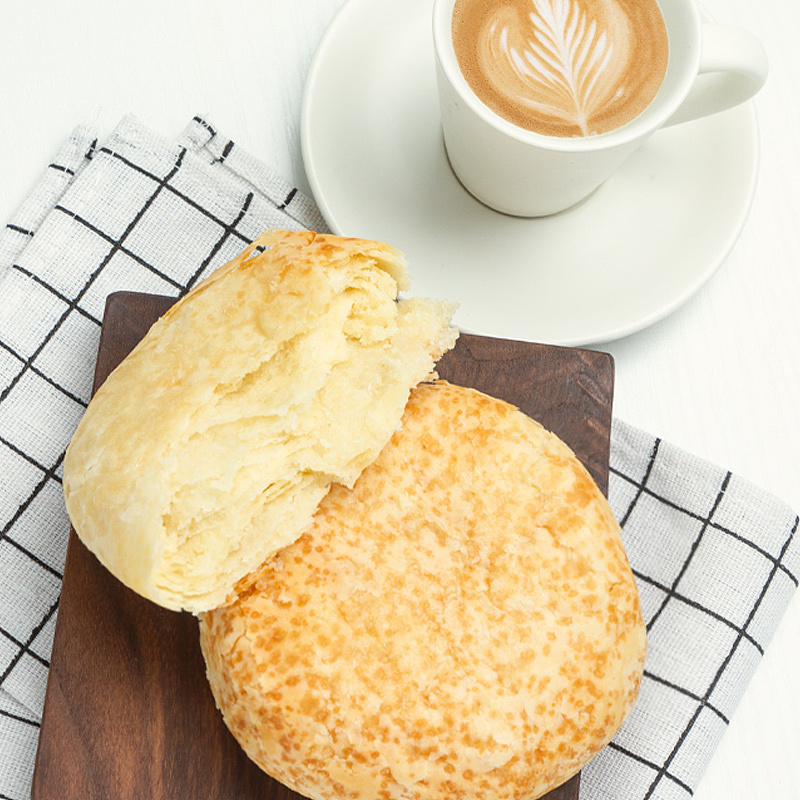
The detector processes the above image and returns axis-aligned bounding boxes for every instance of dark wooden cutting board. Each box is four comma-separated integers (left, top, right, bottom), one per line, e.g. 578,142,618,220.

32,291,614,800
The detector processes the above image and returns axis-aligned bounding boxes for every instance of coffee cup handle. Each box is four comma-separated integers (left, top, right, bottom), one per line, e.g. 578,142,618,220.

664,23,768,127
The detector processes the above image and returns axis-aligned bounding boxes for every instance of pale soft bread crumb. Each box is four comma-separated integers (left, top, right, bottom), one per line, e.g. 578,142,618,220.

199,381,647,800
63,230,458,613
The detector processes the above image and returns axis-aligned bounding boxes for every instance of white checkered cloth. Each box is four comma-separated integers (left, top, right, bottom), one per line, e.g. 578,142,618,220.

0,116,797,800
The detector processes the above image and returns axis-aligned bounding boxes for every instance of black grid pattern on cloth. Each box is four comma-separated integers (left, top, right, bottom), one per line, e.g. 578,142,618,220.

0,116,798,800
582,421,800,800
0,116,326,800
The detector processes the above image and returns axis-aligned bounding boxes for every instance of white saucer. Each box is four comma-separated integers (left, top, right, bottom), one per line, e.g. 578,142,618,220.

301,0,760,346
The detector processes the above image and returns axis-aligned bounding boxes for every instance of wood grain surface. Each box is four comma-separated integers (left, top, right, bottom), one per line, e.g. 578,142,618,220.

31,291,614,800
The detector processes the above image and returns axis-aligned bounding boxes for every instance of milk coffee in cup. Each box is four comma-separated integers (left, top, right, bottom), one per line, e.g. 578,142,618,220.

451,0,670,137
434,0,768,216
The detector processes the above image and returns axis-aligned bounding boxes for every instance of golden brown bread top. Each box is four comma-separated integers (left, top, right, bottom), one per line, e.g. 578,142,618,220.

200,381,646,800
63,230,457,612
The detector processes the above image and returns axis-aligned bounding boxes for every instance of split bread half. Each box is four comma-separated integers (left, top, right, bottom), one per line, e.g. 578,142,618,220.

63,230,458,613
199,381,647,800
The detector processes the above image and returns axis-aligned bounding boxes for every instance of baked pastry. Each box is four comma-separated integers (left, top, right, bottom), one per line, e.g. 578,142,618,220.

199,381,646,800
63,230,458,612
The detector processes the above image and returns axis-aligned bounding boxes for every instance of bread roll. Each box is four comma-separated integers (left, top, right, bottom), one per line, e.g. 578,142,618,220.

63,230,458,613
199,381,646,800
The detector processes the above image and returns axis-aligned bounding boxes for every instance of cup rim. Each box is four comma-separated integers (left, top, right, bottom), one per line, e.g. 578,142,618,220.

433,0,703,152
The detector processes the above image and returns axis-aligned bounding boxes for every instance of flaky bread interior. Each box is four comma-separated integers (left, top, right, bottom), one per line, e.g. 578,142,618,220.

199,381,647,800
63,230,458,613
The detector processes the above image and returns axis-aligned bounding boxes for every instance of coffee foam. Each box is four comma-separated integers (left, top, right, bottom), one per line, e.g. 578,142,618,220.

452,0,669,137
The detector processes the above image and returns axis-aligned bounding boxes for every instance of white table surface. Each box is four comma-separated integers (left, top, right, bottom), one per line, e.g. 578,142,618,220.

1,0,797,798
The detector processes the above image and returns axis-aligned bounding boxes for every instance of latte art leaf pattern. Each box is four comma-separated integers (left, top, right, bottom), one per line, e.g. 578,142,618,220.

487,0,634,135
453,0,669,136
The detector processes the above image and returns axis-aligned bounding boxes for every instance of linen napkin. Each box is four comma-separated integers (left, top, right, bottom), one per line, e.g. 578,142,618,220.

0,116,797,800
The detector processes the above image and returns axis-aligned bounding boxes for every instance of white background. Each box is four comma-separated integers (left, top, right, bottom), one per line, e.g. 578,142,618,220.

1,0,798,798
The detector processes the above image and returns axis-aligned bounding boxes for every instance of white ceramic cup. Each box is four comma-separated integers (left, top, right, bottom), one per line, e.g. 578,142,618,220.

432,0,768,217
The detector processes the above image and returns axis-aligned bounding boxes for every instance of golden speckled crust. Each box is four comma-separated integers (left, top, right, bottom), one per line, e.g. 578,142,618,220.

62,230,457,613
199,381,647,800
